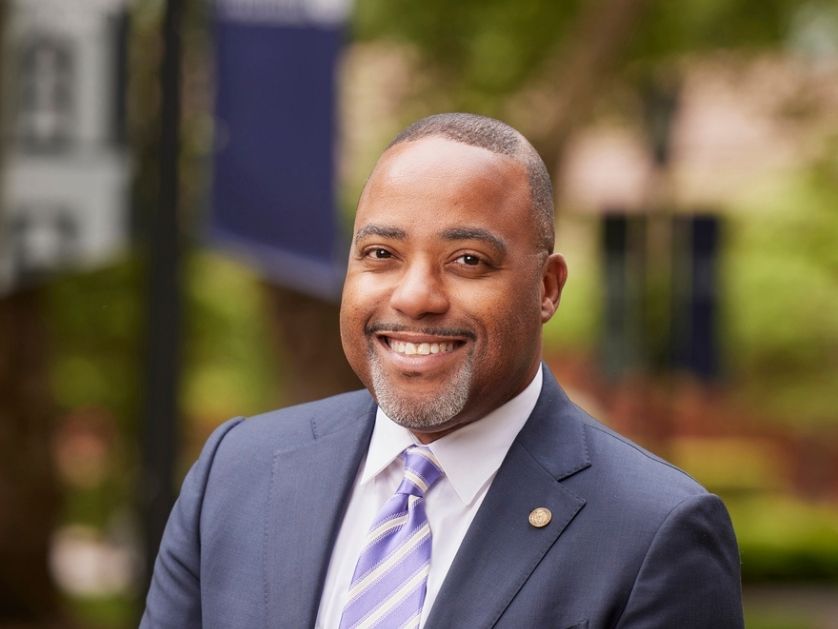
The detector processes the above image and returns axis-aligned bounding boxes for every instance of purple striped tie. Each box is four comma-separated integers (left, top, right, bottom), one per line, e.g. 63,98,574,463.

339,446,444,629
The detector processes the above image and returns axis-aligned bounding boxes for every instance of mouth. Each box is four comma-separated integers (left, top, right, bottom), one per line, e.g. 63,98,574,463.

368,324,473,362
382,337,461,356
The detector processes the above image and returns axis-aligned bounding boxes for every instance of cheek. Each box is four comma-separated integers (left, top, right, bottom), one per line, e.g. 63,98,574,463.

344,272,394,309
339,298,365,347
339,302,373,385
340,274,386,332
339,282,364,343
341,272,373,315
481,289,542,353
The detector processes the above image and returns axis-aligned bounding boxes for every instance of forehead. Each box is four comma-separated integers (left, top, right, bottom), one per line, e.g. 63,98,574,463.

356,137,531,231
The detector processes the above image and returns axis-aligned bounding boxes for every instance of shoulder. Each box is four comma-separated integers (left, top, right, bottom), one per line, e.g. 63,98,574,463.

216,387,374,450
580,415,707,502
551,395,712,530
580,416,744,626
196,388,375,465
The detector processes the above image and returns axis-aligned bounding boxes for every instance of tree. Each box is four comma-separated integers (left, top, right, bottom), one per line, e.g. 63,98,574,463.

352,0,803,174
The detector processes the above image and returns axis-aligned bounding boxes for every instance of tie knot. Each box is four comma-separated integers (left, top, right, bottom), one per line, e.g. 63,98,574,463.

397,446,443,497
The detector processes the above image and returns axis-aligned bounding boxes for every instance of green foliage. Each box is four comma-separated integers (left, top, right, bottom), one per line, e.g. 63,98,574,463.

353,0,801,112
671,437,788,494
354,0,582,100
44,248,282,528
181,252,281,427
45,258,142,530
744,609,818,629
727,493,838,581
543,215,602,351
724,152,838,425
46,259,143,420
627,0,796,63
63,593,137,629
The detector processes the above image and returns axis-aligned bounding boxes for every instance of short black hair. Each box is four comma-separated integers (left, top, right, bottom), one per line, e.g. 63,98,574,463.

388,113,555,252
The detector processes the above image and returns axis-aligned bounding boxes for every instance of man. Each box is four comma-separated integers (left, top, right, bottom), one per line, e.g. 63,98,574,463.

142,113,744,628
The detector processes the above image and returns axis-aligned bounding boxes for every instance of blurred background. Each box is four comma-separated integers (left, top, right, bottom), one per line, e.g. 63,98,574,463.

1,0,837,627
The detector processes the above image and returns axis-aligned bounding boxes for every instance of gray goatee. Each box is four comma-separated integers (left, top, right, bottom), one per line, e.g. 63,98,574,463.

369,349,472,430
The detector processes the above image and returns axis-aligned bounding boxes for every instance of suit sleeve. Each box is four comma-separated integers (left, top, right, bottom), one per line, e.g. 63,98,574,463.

140,417,245,629
615,493,744,629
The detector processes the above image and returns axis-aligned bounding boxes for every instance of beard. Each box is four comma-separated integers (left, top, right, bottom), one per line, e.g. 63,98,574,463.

368,347,473,431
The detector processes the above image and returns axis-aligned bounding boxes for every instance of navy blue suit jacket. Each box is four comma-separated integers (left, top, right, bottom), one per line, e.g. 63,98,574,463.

141,367,744,628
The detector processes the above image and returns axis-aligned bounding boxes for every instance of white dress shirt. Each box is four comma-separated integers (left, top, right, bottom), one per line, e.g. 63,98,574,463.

315,368,542,628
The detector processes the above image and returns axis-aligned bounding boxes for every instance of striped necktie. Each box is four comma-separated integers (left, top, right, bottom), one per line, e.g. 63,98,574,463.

339,446,444,629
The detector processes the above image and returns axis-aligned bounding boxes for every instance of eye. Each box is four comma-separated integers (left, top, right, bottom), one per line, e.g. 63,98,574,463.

365,248,392,259
456,253,482,266
450,252,495,276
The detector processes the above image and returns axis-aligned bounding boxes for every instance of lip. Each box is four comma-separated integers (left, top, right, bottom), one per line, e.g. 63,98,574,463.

373,331,469,372
377,329,469,343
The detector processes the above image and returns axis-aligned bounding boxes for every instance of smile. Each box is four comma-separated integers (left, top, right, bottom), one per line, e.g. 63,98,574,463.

387,339,457,355
374,329,470,361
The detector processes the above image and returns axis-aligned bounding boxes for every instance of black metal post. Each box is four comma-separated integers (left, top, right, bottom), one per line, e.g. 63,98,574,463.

601,212,645,379
141,0,184,593
671,214,721,380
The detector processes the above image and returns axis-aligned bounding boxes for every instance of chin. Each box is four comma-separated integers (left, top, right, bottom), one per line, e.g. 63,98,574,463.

375,387,467,428
371,357,472,431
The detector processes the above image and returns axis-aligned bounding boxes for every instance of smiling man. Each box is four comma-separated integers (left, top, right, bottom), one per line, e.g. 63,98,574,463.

340,130,564,442
142,114,744,628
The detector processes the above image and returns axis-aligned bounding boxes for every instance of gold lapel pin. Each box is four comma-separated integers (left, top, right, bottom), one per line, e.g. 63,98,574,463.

528,507,552,528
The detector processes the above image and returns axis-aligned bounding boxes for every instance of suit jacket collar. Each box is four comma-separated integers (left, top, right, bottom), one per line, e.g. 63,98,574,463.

425,365,591,628
514,365,592,481
264,395,376,628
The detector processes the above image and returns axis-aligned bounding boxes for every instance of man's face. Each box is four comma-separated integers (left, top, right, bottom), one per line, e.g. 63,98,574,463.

339,136,565,442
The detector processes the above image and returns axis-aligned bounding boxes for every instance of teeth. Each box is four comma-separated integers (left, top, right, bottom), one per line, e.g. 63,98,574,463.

390,339,455,355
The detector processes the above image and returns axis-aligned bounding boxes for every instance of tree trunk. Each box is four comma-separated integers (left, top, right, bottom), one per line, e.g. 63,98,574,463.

0,289,61,625
1,1,62,623
263,285,361,405
542,0,651,182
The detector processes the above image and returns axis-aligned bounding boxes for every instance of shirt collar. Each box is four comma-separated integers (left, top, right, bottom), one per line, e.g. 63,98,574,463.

361,367,543,506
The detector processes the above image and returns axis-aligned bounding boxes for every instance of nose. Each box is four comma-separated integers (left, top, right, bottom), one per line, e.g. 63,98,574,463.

389,260,449,319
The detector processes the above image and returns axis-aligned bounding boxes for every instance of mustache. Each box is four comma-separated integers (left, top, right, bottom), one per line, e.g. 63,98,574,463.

365,322,476,341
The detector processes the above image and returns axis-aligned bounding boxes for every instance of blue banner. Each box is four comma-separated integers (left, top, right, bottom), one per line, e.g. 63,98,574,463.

209,0,349,300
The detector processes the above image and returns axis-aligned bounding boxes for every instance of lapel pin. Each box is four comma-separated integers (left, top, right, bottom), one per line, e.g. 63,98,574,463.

528,507,552,528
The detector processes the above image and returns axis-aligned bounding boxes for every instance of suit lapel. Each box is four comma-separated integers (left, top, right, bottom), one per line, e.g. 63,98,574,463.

263,404,374,628
425,368,591,629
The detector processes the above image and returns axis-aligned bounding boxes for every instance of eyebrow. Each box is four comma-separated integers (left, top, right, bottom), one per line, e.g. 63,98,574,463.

441,227,507,256
353,223,507,256
354,224,406,245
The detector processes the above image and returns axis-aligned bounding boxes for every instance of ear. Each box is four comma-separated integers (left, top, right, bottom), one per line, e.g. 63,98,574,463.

540,253,567,323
